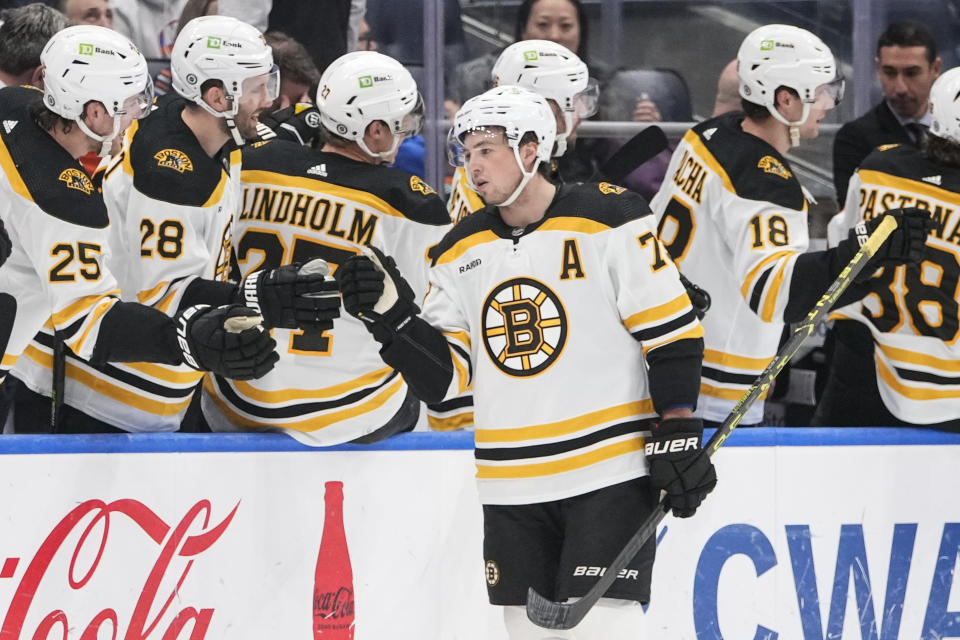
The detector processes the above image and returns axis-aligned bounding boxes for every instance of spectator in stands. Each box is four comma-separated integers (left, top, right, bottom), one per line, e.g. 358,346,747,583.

153,0,219,96
264,31,321,110
56,0,112,28
713,59,740,116
355,17,376,51
110,0,185,59
833,20,942,206
0,3,68,89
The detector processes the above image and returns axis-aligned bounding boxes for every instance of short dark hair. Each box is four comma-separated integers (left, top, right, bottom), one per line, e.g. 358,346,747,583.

741,86,799,123
0,3,70,77
877,20,938,63
514,0,588,60
924,134,960,168
265,31,320,88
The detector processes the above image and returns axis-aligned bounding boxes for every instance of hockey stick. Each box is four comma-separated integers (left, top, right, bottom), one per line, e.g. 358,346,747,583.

526,215,899,630
590,125,669,184
50,332,65,433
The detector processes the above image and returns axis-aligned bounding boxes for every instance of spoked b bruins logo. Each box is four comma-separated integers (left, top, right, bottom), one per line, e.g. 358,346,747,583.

482,277,567,377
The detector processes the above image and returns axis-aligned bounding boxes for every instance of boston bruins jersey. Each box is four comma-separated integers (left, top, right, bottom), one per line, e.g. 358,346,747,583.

447,166,485,224
827,144,960,423
0,87,123,384
14,94,240,431
423,182,702,505
201,140,451,445
649,112,811,424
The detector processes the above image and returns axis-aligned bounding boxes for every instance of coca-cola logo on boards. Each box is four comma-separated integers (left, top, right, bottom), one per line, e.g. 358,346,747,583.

0,498,238,639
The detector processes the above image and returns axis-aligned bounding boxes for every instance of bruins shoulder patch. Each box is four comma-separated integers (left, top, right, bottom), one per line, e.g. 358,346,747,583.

598,182,626,195
58,168,94,195
154,149,194,173
410,175,437,196
757,155,792,179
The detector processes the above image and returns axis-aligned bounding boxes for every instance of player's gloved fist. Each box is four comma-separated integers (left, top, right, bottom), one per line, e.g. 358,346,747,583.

336,245,419,345
645,417,717,518
176,304,279,380
679,272,711,320
0,218,11,268
239,259,340,331
852,207,934,265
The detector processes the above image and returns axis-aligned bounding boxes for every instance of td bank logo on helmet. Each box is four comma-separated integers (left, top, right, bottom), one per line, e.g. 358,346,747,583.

358,74,394,88
760,39,795,51
206,36,242,49
78,43,115,56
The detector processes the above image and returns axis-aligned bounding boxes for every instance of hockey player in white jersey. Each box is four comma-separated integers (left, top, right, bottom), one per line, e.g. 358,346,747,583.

202,51,452,445
10,17,338,433
649,24,934,428
815,67,960,430
0,25,278,426
447,39,598,223
337,85,715,639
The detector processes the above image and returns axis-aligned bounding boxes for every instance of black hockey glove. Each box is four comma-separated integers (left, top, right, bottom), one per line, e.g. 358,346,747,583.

257,103,323,147
176,304,279,380
679,272,710,320
239,259,341,331
849,207,934,270
646,417,717,518
336,245,419,345
0,218,11,268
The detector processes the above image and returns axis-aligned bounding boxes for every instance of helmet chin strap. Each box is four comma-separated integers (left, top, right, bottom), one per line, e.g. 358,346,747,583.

197,94,246,146
76,115,122,157
485,146,541,208
357,130,403,163
769,102,812,148
552,111,576,157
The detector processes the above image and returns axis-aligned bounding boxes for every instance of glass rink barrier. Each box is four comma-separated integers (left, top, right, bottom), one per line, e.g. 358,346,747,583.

0,428,957,639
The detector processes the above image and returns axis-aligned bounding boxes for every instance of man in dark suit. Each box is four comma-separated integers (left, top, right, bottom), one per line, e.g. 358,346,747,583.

833,20,941,206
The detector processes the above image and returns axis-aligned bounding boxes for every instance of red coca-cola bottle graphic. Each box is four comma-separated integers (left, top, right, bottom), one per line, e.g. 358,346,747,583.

313,481,356,639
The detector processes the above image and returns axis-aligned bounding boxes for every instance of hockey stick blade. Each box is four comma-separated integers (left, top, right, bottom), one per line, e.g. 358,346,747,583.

526,214,899,630
593,125,668,184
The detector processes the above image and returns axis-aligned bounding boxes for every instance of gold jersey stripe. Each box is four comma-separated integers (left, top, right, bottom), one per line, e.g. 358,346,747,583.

475,438,644,479
443,329,471,351
703,349,773,371
623,293,691,331
201,169,229,209
859,169,960,206
760,255,792,323
475,400,654,444
700,381,769,402
428,411,475,431
137,280,171,305
203,374,405,432
51,290,121,327
434,230,501,266
740,250,795,300
641,323,704,356
877,357,960,400
122,361,205,385
538,217,612,235
1,354,18,368
242,169,410,219
877,342,960,372
65,298,116,356
24,345,192,416
0,134,32,202
230,366,395,403
684,130,735,195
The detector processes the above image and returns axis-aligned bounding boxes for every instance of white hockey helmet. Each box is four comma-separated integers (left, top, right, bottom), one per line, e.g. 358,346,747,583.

41,25,153,156
491,39,598,156
929,66,960,145
171,15,278,145
315,51,423,162
738,24,843,146
448,85,556,207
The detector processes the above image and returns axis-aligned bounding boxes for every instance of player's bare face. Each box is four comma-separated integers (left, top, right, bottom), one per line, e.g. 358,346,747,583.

521,0,580,55
799,85,837,139
877,46,940,120
462,130,523,204
235,69,279,141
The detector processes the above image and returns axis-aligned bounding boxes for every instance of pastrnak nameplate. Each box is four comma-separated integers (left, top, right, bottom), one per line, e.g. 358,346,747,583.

154,149,194,173
58,168,93,194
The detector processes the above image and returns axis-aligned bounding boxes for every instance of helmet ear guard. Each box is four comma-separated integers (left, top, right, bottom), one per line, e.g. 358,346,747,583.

737,24,840,146
41,25,153,156
450,85,557,207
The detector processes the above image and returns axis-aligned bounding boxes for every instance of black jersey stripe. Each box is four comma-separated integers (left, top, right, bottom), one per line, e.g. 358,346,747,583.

702,366,757,386
748,267,774,314
208,369,402,419
894,366,960,386
428,394,474,413
473,420,650,461
631,309,698,343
